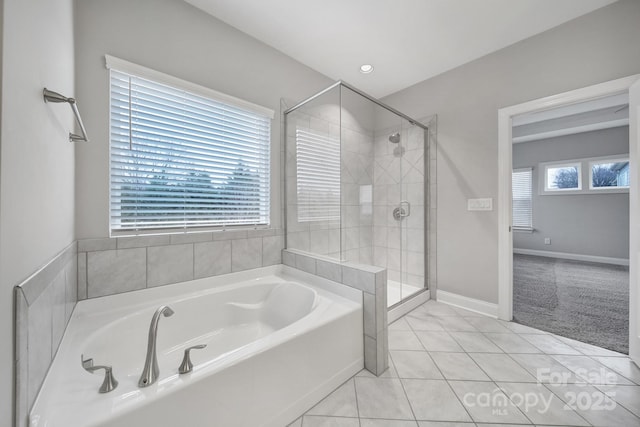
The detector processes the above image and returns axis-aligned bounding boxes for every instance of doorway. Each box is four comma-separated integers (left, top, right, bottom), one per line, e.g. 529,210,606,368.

497,74,640,365
509,96,629,353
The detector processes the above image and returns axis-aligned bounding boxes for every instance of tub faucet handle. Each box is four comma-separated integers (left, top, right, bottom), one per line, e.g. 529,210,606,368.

178,344,207,374
81,354,118,393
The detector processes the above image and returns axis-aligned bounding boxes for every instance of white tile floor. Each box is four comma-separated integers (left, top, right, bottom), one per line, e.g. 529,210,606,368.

288,300,640,427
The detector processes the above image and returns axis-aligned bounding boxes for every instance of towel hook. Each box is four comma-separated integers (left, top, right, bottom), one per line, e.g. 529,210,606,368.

43,88,89,142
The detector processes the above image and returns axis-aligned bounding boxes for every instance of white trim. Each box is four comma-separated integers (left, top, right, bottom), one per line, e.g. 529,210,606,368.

512,119,628,143
437,290,498,318
389,291,430,323
514,248,629,266
541,161,582,193
512,93,629,126
498,75,640,331
104,55,275,119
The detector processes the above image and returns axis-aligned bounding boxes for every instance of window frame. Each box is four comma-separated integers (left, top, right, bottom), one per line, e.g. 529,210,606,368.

541,161,583,194
106,55,275,236
588,156,630,192
538,154,630,196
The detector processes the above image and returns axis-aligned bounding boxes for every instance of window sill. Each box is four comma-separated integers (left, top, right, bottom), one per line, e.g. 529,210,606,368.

512,227,535,233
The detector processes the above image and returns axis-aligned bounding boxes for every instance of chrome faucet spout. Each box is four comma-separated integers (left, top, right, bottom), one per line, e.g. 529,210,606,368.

138,305,174,387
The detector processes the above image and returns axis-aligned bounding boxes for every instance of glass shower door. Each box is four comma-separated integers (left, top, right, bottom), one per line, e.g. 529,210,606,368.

398,121,427,305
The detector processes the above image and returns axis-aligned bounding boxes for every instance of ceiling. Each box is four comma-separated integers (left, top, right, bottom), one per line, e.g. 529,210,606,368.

185,0,617,98
512,93,629,143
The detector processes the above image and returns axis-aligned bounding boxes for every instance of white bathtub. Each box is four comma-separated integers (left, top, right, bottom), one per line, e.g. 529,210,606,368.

30,265,363,427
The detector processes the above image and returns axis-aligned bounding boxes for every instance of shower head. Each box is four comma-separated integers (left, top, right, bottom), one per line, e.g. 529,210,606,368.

389,132,401,144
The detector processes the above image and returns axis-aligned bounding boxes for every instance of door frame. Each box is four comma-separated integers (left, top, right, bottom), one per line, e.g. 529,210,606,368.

497,74,640,362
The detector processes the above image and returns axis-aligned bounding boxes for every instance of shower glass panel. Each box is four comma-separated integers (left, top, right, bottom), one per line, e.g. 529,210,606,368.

284,85,341,257
284,82,428,308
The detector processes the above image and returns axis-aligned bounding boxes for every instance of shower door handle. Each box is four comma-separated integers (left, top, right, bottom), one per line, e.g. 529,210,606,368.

393,201,411,221
400,201,411,217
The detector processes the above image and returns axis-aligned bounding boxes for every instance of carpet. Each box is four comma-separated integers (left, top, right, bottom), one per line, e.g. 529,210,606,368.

513,254,629,354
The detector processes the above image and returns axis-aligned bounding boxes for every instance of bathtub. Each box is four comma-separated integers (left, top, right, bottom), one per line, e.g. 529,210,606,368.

30,265,363,427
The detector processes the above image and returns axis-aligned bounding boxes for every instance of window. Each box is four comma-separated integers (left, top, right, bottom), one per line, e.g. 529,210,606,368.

512,168,533,230
589,158,630,189
296,128,340,222
543,162,582,192
108,57,272,233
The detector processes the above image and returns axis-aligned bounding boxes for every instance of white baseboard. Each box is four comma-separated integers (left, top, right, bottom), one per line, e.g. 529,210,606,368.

513,248,629,266
437,290,498,318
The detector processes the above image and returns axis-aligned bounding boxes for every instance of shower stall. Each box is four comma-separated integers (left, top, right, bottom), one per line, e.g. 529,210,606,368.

284,82,433,309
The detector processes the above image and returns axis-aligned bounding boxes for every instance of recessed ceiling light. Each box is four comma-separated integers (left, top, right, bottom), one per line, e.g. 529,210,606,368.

359,64,374,74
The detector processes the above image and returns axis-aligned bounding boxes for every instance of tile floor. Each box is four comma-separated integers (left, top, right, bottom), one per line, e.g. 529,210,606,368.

288,300,640,427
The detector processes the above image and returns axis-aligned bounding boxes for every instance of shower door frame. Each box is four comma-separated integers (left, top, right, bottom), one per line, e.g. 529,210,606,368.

283,81,433,310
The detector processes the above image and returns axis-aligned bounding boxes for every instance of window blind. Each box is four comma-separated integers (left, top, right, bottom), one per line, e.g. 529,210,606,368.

512,168,533,230
296,128,340,222
109,69,271,233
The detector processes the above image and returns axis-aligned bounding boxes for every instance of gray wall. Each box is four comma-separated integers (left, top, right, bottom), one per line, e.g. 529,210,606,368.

383,0,640,304
513,127,629,259
0,0,76,424
74,0,332,238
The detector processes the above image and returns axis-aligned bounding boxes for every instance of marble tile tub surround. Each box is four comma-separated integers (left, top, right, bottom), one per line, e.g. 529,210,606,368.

77,228,284,300
283,248,388,376
14,241,78,427
288,299,640,427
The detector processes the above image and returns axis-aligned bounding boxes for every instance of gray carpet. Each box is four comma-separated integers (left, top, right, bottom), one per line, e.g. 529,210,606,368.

513,254,629,354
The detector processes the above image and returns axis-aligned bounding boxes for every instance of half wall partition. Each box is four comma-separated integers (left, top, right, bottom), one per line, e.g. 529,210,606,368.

284,82,431,308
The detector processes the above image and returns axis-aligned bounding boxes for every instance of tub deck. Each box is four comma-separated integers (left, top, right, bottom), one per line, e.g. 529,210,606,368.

29,265,363,427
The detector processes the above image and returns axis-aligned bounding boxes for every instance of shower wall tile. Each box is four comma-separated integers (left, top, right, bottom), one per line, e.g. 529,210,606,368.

213,229,249,241
14,242,78,426
77,252,87,301
117,234,171,249
147,244,194,288
295,252,317,274
194,240,232,278
27,283,52,406
170,232,213,245
15,358,28,427
231,237,263,272
316,258,342,283
282,249,296,267
64,255,77,324
80,229,285,298
287,230,311,252
262,235,284,266
87,248,146,298
51,270,67,354
77,237,115,252
309,229,330,254
283,249,388,376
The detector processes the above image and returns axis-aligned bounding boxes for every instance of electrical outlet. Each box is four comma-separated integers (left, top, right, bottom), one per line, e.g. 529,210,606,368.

544,238,551,245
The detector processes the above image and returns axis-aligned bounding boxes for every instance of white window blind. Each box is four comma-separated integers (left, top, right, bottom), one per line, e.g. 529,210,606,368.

512,168,533,230
296,128,340,222
109,69,271,233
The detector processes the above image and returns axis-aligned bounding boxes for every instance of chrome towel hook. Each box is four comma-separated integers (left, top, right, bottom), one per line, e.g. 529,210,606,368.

43,88,89,142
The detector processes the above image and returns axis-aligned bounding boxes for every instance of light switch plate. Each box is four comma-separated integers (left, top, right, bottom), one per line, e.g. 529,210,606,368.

467,198,493,211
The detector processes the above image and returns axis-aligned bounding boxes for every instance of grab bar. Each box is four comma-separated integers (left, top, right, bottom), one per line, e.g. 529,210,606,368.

43,88,89,142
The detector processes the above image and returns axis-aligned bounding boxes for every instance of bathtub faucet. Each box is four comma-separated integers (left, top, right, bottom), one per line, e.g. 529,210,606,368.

138,305,174,387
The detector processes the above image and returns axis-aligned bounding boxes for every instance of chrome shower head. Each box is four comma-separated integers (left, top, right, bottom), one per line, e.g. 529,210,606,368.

389,132,400,144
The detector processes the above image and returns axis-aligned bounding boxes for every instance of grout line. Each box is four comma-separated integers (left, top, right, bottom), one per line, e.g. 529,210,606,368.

390,355,419,422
